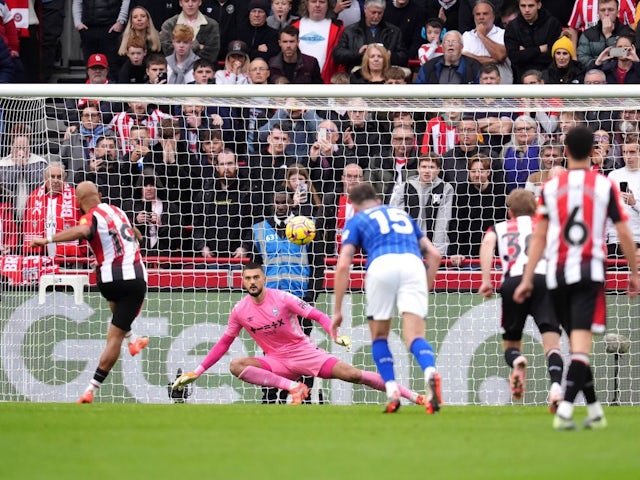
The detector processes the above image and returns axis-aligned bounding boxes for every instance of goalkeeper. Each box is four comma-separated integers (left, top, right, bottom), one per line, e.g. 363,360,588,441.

173,262,426,408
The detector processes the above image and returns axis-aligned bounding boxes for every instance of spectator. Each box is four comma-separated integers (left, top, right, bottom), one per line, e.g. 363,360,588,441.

56,102,112,183
418,98,462,155
594,34,640,84
258,98,322,158
166,24,200,84
176,103,214,155
40,0,66,82
440,117,491,186
191,57,216,84
0,185,18,254
122,170,182,258
558,109,586,143
591,128,623,175
250,122,295,213
415,30,481,84
577,0,634,70
268,0,299,30
197,128,224,166
129,0,180,30
607,134,640,258
110,101,172,154
0,124,48,220
504,0,561,83
383,65,408,83
390,153,454,255
542,32,584,84
73,134,125,207
424,0,459,33
366,123,418,204
524,140,564,198
160,0,221,63
461,0,512,84
318,161,363,256
350,42,390,84
118,125,153,201
192,149,253,261
144,52,169,84
22,162,87,259
341,97,381,162
72,0,128,81
518,69,561,137
414,18,443,65
118,5,162,57
292,0,345,84
200,0,247,62
305,119,356,194
235,0,280,61
333,0,407,71
501,115,543,193
0,24,14,83
384,0,426,55
583,69,618,134
118,36,149,84
215,40,251,84
282,163,322,218
448,154,507,269
568,0,636,46
269,25,323,84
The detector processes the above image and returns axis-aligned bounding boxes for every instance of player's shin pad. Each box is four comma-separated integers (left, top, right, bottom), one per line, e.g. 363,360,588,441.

335,335,352,352
172,372,199,391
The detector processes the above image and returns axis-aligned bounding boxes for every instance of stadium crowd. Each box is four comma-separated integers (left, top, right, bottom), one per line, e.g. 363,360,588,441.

1,0,640,269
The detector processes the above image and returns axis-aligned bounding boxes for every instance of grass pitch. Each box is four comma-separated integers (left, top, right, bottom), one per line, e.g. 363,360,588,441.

1,403,638,480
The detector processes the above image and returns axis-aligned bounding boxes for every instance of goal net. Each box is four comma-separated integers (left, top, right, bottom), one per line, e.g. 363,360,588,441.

0,84,637,406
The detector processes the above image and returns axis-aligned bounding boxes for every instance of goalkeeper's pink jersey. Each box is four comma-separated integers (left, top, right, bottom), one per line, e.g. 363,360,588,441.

226,288,320,355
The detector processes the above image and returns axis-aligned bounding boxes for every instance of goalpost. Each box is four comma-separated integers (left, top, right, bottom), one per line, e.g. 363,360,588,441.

0,84,637,406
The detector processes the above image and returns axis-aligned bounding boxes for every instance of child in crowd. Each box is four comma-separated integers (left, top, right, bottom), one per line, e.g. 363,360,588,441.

417,19,444,65
384,66,408,84
267,0,299,30
118,37,148,84
215,40,250,85
166,24,200,84
191,58,216,84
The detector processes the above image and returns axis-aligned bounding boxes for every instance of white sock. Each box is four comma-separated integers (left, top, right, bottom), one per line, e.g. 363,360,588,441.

557,400,574,419
124,331,137,344
424,366,436,381
385,380,399,398
587,402,604,419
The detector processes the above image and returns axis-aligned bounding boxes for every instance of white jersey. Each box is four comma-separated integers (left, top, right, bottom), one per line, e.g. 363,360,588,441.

493,215,546,281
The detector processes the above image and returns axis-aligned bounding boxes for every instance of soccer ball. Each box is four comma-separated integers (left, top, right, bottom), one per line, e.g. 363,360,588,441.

285,216,316,246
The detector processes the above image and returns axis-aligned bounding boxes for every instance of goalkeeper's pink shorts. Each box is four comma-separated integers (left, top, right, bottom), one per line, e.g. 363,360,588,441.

256,346,339,380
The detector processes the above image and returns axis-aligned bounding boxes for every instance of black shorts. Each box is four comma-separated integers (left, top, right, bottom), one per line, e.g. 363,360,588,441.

98,278,147,331
550,281,606,335
499,274,561,341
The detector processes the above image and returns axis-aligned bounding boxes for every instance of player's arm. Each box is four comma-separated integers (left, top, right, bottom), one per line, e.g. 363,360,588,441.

513,217,548,303
30,224,91,247
331,243,356,337
614,220,640,297
172,333,236,390
304,306,351,349
132,225,143,242
419,236,441,291
478,229,497,298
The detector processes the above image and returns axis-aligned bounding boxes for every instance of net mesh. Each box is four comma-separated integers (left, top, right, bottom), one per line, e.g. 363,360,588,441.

0,86,638,405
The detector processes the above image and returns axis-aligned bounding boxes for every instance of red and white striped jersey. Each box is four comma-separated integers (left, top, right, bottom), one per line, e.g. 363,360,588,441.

79,203,147,284
109,109,173,154
539,169,627,288
568,0,636,31
491,215,547,282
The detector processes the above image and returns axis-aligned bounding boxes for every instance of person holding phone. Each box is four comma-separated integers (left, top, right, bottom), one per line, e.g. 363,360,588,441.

594,34,640,84
306,120,357,194
607,134,640,260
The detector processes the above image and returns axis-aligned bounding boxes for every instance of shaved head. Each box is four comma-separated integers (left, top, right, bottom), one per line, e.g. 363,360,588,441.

76,181,101,212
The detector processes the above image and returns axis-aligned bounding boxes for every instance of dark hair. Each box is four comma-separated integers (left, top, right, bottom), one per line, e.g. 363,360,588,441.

564,126,594,161
280,25,300,38
243,261,264,272
349,182,378,204
145,53,167,67
419,153,442,169
480,63,500,77
193,58,216,71
425,18,443,30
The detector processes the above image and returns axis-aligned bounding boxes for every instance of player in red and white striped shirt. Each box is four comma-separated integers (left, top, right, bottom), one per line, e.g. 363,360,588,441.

568,0,635,31
514,126,639,430
31,182,149,404
479,189,564,411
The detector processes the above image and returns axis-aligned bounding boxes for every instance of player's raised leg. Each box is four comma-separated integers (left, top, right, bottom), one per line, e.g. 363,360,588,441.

230,358,309,405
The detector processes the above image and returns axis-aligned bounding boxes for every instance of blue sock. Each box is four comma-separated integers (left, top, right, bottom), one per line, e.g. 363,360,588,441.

371,339,395,383
410,338,435,370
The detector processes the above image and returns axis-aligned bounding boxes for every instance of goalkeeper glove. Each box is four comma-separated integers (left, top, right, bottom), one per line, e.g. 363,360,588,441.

335,335,352,352
172,371,199,391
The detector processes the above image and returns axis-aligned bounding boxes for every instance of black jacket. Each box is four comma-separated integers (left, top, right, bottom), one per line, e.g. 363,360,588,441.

269,51,323,84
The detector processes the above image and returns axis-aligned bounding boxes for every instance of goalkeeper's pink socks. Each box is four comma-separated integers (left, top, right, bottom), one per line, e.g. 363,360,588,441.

238,366,296,391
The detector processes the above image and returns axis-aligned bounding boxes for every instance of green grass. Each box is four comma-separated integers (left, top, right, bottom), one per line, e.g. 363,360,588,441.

0,404,638,479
